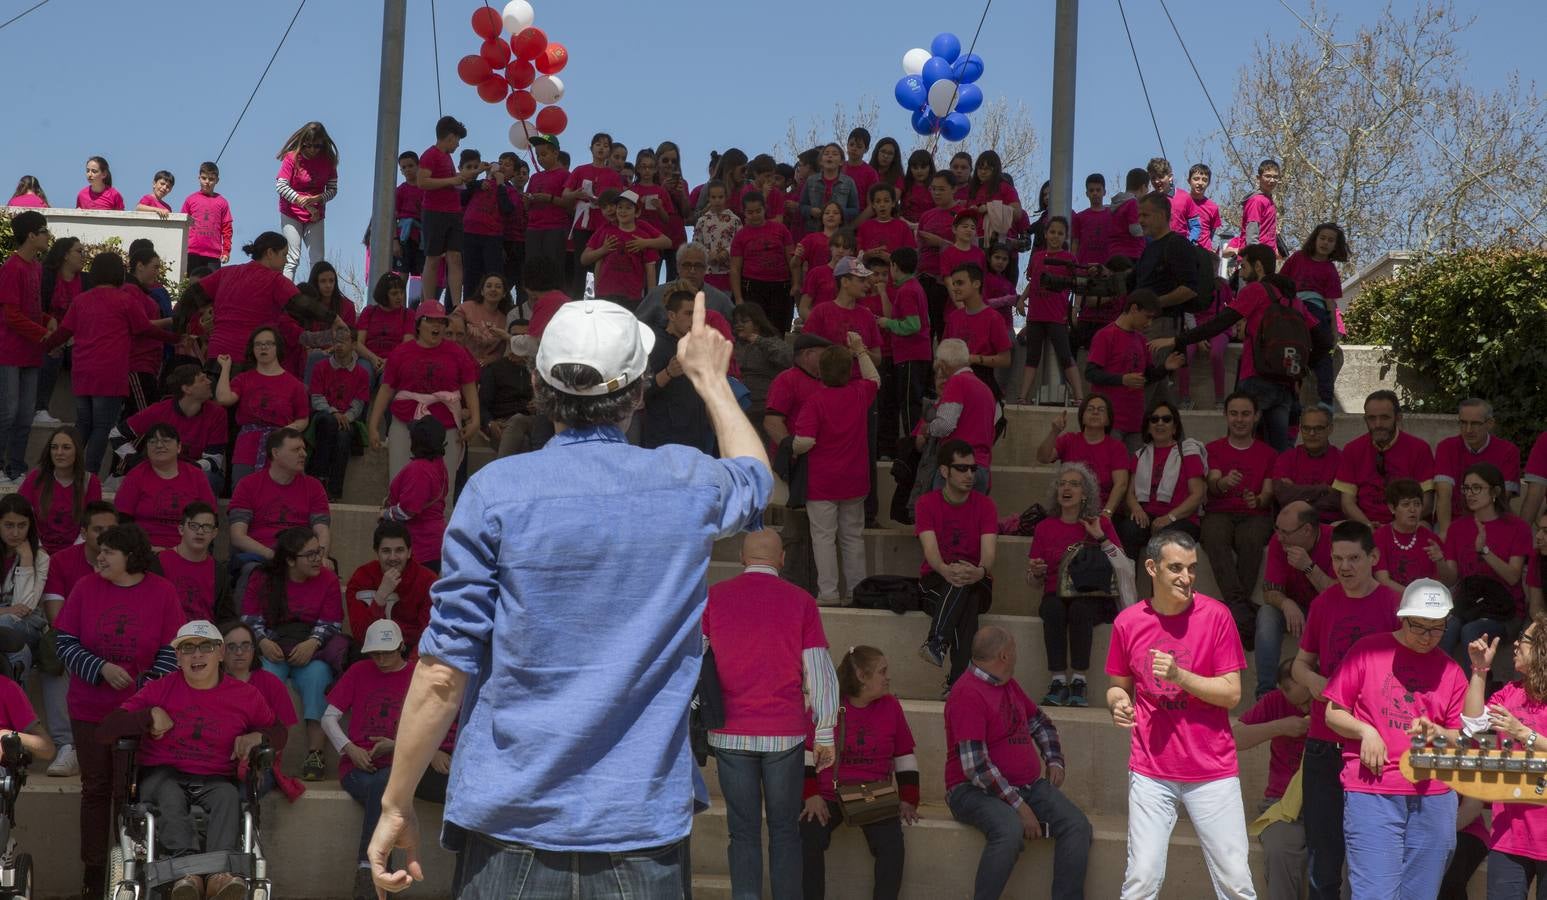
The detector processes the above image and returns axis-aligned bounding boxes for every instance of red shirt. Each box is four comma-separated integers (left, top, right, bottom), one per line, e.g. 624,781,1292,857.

704,570,827,738
1131,445,1206,521
119,673,275,776
1052,432,1131,501
1444,515,1533,614
1279,252,1343,302
522,167,570,231
1298,583,1401,742
357,305,415,361
944,305,1010,359
856,218,916,256
1024,250,1076,324
1108,197,1144,259
56,286,162,396
57,573,184,723
230,369,308,468
241,568,342,630
1227,282,1318,382
17,471,101,554
385,459,448,566
1204,437,1278,515
1273,444,1343,520
1072,206,1114,265
844,163,879,205
1524,431,1547,490
114,462,218,548
418,146,460,214
200,261,301,360
793,379,880,502
808,694,915,802
586,224,659,300
1239,689,1307,799
228,469,329,548
1087,322,1150,434
1263,525,1334,608
1333,431,1436,524
801,302,882,379
888,278,933,365
1373,524,1439,587
124,284,167,375
564,164,625,230
245,668,299,727
1434,434,1522,519
914,489,998,577
345,560,435,652
944,672,1043,791
327,660,415,777
730,221,794,283
1483,682,1547,858
916,206,960,278
940,245,987,281
938,370,996,468
800,263,838,309
42,542,94,605
382,340,479,429
157,549,220,622
1027,515,1122,596
0,677,36,733
526,290,569,343
309,357,371,415
128,399,229,468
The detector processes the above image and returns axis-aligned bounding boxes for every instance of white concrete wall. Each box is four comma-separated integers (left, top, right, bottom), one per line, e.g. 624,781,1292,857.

3,206,191,280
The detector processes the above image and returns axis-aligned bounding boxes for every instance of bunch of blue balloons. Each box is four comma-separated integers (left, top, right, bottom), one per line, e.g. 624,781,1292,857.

894,32,986,142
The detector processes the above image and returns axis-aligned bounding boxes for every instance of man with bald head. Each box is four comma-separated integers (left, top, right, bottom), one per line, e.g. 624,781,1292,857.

945,626,1091,899
702,529,839,899
1257,499,1334,698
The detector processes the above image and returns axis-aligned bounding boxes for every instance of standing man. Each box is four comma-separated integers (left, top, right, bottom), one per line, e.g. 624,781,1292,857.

0,209,48,484
1200,392,1279,646
638,243,735,332
1432,398,1520,539
1085,291,1185,449
946,625,1092,899
1333,390,1436,526
1131,193,1198,409
368,295,772,896
764,334,831,594
642,290,713,453
943,263,1011,396
921,340,997,495
1105,531,1257,900
416,116,473,307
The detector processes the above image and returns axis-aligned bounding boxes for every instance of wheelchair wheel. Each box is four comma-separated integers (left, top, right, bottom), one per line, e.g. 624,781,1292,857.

104,845,125,900
6,853,29,900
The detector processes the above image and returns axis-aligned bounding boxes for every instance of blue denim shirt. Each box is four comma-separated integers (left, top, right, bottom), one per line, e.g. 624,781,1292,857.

420,424,772,852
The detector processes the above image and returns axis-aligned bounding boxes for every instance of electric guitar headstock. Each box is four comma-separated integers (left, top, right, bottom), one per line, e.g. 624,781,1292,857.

1400,733,1547,805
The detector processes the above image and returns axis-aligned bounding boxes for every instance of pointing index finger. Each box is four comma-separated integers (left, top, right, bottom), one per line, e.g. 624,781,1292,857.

693,291,706,331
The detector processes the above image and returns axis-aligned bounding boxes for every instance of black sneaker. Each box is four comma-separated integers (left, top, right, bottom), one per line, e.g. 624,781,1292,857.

1067,680,1088,707
919,642,944,668
1041,680,1070,707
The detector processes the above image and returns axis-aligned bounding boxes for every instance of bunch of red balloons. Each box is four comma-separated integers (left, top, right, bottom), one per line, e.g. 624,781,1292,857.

458,1,571,145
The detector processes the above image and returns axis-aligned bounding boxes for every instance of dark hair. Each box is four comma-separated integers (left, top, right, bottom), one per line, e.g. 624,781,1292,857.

434,116,468,140
1077,394,1114,434
1384,478,1425,507
836,645,886,699
472,272,513,314
1462,462,1510,516
928,170,955,188
87,252,126,287
277,121,339,165
128,238,155,257
847,127,872,149
246,326,285,365
1143,528,1197,565
258,527,320,627
1301,223,1350,263
532,365,647,429
869,137,903,187
1331,520,1375,553
398,150,419,164
1124,289,1161,315
11,176,47,206
86,155,114,188
373,520,412,550
730,302,779,339
949,262,984,286
1188,163,1212,180
829,229,857,251
306,261,350,316
1223,390,1258,412
128,246,160,290
966,151,1004,203
8,210,47,246
163,363,204,398
741,190,766,211
867,183,896,207
264,427,306,461
937,438,975,468
951,210,977,228
409,416,447,460
0,494,40,562
709,149,748,194
817,345,852,387
181,501,217,524
901,150,937,195
40,236,83,315
1143,400,1185,443
890,246,919,276
747,154,775,177
242,232,288,261
33,425,88,531
1258,158,1281,175
199,161,220,177
458,148,482,167
1139,192,1171,217
704,179,728,199
1084,172,1106,188
589,132,613,148
664,289,696,314
1241,243,1278,276
522,254,563,293
1146,157,1173,180
557,151,571,167
372,272,408,309
81,500,119,529
98,523,157,574
1365,389,1401,417
142,423,181,454
1124,167,1150,192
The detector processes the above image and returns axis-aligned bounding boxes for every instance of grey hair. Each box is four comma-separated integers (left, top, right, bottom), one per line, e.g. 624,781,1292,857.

1046,462,1100,519
1144,528,1198,566
531,365,646,429
1459,397,1493,420
676,241,710,264
936,338,969,372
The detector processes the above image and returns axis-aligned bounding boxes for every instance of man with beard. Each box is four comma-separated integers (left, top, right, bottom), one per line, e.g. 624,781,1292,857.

1332,391,1436,527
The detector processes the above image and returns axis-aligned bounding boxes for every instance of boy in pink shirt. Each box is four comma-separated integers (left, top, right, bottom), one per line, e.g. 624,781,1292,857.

1226,160,1282,258
456,149,509,306
1186,164,1223,250
1071,173,1114,265
1105,531,1255,899
393,152,425,275
416,115,473,308
878,248,932,442
842,128,879,210
943,261,1010,397
133,170,175,217
562,132,626,297
728,191,795,332
581,190,661,306
522,135,570,277
382,418,450,574
1234,660,1312,900
1106,168,1149,261
939,214,987,285
1147,157,1198,239
1083,292,1184,445
179,162,233,270
0,209,48,481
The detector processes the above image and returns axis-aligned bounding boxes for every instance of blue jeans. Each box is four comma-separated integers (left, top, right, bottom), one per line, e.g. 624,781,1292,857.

1486,849,1547,899
947,779,1092,900
1238,376,1296,452
0,365,38,477
1254,604,1299,698
713,745,803,900
1301,739,1345,900
1343,790,1456,899
445,823,686,899
260,657,332,721
75,395,124,477
340,765,449,863
1441,616,1507,668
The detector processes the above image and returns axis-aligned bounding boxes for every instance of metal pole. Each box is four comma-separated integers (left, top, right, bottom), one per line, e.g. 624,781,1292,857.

367,0,407,292
1048,0,1078,224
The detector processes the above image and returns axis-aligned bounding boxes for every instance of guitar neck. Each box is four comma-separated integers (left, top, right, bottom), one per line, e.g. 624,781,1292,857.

1400,746,1547,806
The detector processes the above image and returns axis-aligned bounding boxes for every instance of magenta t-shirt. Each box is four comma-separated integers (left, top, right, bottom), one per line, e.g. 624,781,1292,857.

944,306,1010,359
309,358,370,415
119,673,274,775
1239,689,1306,799
796,231,831,268
1204,437,1278,515
136,193,171,212
1263,526,1334,608
357,305,414,361
386,458,448,566
1165,190,1198,237
1227,282,1318,382
1525,431,1547,487
17,471,100,554
5,193,44,208
228,470,329,547
1444,515,1533,611
1324,632,1465,795
565,164,625,230
128,400,228,466
844,163,879,205
201,261,302,359
0,677,36,733
586,224,659,300
58,286,158,396
856,218,916,257
1024,249,1075,324
382,340,479,428
246,668,299,727
1028,515,1121,596
418,147,460,214
1273,445,1342,492
42,543,93,605
793,379,880,502
179,192,233,260
1299,583,1401,742
1373,524,1439,588
241,567,342,628
0,253,44,367
523,167,570,231
1087,323,1149,433
57,573,184,723
1105,594,1246,782
940,244,987,282
157,549,218,622
810,694,914,801
1053,432,1131,500
276,152,337,223
1279,252,1342,302
115,461,218,548
938,371,996,468
916,207,959,277
731,221,794,283
1072,207,1114,265
1484,682,1547,858
1108,197,1144,259
1131,445,1205,521
800,264,837,309
462,179,504,236
801,302,882,378
1434,435,1522,519
704,571,827,738
1333,432,1436,525
943,672,1043,791
889,278,933,365
76,186,124,211
1238,193,1278,252
327,660,414,777
914,489,998,577
900,183,933,223
125,284,165,375
230,369,308,467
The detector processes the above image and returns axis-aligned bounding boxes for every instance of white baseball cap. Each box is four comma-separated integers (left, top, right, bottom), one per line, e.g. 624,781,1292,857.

361,620,405,654
535,300,656,396
1397,578,1453,619
171,620,224,648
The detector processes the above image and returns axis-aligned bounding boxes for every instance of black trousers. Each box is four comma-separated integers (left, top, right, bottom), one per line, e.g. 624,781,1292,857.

743,278,793,334
1040,593,1106,672
920,275,949,343
502,240,527,308
140,766,242,857
1437,829,1489,900
921,572,992,686
568,228,594,297
893,360,931,441
307,411,353,499
800,800,904,900
460,233,505,305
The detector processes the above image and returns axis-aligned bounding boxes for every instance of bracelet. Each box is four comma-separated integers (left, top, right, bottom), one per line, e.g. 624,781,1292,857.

1472,667,1491,678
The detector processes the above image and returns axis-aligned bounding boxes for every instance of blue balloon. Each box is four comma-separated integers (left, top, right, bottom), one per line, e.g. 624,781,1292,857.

955,83,984,114
911,108,938,136
951,53,985,84
894,75,927,111
930,32,962,63
921,56,953,87
940,112,972,142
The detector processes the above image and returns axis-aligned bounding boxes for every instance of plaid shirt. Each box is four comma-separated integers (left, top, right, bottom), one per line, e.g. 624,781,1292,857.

956,664,1064,808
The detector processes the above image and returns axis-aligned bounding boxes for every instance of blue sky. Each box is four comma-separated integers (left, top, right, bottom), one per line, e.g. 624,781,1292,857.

0,0,1538,287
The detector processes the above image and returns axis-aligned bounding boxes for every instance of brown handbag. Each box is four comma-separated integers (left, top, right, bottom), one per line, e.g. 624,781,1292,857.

833,706,900,827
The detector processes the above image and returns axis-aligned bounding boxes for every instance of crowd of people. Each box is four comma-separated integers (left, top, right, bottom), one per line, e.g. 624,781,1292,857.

0,114,1544,900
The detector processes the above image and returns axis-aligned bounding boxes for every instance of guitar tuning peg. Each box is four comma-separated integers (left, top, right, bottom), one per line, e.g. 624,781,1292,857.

1434,735,1448,750
1410,733,1426,749
1479,734,1495,752
1502,737,1514,752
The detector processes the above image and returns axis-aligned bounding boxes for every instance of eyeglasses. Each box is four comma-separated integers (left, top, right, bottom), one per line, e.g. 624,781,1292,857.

177,641,221,656
1457,419,1488,431
146,436,178,447
252,341,277,349
1055,479,1084,489
948,463,979,474
224,641,253,652
1148,414,1174,425
678,261,708,270
297,549,324,561
182,522,217,534
1404,620,1448,638
1460,484,1488,495
1299,424,1329,434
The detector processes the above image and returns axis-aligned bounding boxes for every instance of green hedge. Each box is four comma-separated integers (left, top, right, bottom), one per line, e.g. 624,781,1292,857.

1343,247,1547,447
0,208,176,293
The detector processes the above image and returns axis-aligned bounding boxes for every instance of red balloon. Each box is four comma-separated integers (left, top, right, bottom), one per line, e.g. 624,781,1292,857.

504,60,536,89
470,7,502,39
456,54,492,86
477,76,509,104
535,43,568,75
535,105,567,135
510,26,548,61
506,90,537,120
479,38,511,69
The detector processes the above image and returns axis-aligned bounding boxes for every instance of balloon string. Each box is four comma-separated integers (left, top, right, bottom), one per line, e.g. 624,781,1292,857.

925,0,995,143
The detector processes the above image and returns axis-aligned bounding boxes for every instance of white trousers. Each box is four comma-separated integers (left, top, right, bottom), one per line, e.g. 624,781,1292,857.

806,497,866,602
281,214,326,280
1123,771,1258,900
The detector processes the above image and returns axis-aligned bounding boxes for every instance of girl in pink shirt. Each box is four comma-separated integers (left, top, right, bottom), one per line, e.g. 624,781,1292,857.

215,326,310,485
898,150,937,223
869,138,905,193
275,121,341,279
383,417,450,573
18,426,101,554
1281,222,1349,410
1016,218,1085,405
451,273,512,366
652,142,694,279
357,273,415,372
856,186,916,257
33,236,86,420
962,151,1022,243
74,156,124,210
794,202,845,295
6,175,47,208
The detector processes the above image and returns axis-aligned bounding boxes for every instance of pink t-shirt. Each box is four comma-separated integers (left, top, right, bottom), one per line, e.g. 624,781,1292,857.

1190,196,1223,250
900,183,933,223
1105,594,1247,782
418,147,460,214
764,367,823,455
76,186,124,210
0,677,36,733
17,471,101,554
1263,525,1334,608
228,470,329,547
156,549,219,622
1163,190,1198,237
704,571,827,737
230,369,308,468
1236,192,1278,253
1131,445,1206,521
585,224,659,300
1483,682,1547,859
1279,252,1342,302
56,572,184,723
1434,434,1522,519
276,151,336,223
525,290,568,343
1053,432,1131,500
523,167,570,231
844,163,879,204
938,370,997,468
1028,515,1122,596
0,253,44,367
357,305,414,361
241,567,342,628
327,659,415,776
127,399,229,467
200,261,301,359
42,543,93,606
888,278,933,365
940,244,987,281
1227,282,1318,382
801,302,882,379
1108,197,1145,260
631,183,675,241
565,164,626,231
462,179,505,236
179,192,233,260
1087,322,1149,433
1524,431,1547,489
5,193,44,208
136,193,171,212
123,284,166,376
796,232,832,269
1239,688,1307,799
309,357,371,415
386,458,448,565
394,182,423,229
1298,583,1401,742
793,379,880,502
1333,431,1437,525
1204,437,1278,515
1373,524,1440,587
856,218,916,257
800,264,838,309
731,221,794,283
943,672,1044,791
1273,446,1343,501
914,489,998,577
57,286,161,396
245,668,299,727
916,207,959,277
944,305,1010,359
119,673,275,776
1025,249,1076,324
1072,206,1114,265
1323,632,1465,795
811,694,914,802
114,461,218,547
382,339,479,428
1444,514,1533,612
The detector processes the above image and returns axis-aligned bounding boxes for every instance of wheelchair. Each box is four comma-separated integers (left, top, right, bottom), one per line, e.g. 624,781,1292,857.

0,732,35,899
105,738,275,900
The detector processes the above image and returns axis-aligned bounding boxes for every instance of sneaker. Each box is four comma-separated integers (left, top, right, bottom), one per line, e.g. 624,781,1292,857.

206,873,246,900
32,410,61,426
940,678,952,700
1179,397,1194,410
302,749,326,781
1067,679,1089,708
918,642,944,668
169,874,204,900
1041,679,1070,707
352,867,376,900
48,744,78,777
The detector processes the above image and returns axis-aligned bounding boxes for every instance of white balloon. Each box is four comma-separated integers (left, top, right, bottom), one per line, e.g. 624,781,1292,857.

509,122,533,151
927,79,959,117
502,0,534,33
531,74,564,105
902,48,931,76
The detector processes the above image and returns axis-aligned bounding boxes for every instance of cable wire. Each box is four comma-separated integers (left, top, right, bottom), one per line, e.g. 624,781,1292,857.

429,0,444,117
1116,0,1166,160
926,0,996,155
0,0,49,33
215,0,307,165
1157,0,1250,181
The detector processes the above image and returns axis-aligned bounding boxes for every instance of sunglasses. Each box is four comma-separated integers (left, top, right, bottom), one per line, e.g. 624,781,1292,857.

947,463,979,474
1148,414,1175,425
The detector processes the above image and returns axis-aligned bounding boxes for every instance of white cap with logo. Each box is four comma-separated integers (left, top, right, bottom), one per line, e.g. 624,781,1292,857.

1397,578,1454,619
535,300,657,396
361,620,406,654
172,620,224,648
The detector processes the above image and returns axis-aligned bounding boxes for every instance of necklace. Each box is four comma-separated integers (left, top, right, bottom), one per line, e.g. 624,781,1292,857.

1390,528,1419,552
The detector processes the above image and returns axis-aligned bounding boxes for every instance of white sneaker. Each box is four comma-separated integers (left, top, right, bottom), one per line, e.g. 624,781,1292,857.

47,743,78,777
32,410,61,426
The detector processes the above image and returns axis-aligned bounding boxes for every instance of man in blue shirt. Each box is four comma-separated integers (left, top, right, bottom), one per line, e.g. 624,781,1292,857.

367,295,772,898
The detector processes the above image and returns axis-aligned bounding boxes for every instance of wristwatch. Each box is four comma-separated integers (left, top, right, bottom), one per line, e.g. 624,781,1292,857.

1478,545,1490,559
1300,562,1316,575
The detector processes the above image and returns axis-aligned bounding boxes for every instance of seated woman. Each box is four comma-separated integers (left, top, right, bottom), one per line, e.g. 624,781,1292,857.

799,646,917,900
219,621,300,800
0,494,49,673
1035,395,1132,519
17,426,101,555
239,527,343,782
1439,462,1531,666
101,620,285,900
323,621,452,900
1115,400,1205,572
113,424,218,550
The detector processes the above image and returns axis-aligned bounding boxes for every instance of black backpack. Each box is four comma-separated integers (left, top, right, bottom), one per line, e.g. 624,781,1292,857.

1057,542,1116,599
1252,284,1314,382
1184,243,1221,314
852,575,923,614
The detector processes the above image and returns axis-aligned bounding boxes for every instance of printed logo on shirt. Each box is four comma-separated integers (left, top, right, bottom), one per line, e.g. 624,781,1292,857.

1145,641,1195,708
848,723,878,770
1327,617,1380,669
94,607,143,666
999,693,1031,746
1377,669,1423,732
